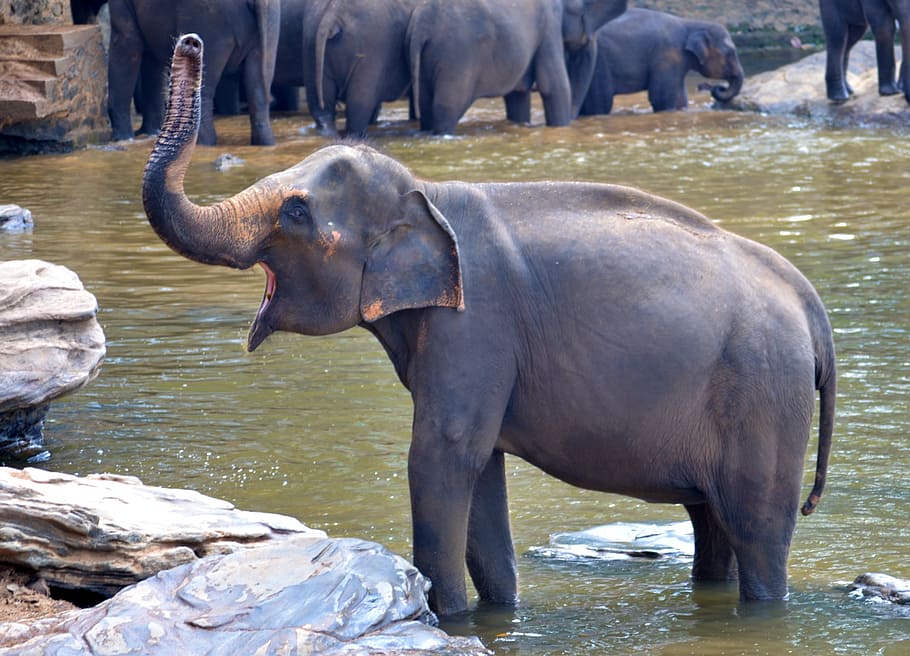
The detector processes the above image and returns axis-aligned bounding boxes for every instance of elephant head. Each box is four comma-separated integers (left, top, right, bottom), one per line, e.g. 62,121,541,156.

561,0,628,116
142,34,464,351
686,25,744,102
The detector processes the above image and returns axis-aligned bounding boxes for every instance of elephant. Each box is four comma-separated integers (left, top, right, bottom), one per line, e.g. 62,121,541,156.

407,0,627,134
819,0,910,104
580,8,744,115
144,35,837,616
70,0,107,23
108,0,280,145
298,0,417,138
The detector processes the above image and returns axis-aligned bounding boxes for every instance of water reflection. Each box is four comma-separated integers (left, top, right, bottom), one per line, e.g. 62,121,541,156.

0,102,908,654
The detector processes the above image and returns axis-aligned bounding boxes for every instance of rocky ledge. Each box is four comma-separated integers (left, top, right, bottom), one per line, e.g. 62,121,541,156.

0,468,489,655
732,41,910,128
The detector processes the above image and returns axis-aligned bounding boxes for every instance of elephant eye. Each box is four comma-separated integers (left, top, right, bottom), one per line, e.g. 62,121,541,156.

282,197,311,225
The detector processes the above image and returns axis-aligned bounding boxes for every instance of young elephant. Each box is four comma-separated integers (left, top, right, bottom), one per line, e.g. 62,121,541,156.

580,8,744,115
145,35,835,617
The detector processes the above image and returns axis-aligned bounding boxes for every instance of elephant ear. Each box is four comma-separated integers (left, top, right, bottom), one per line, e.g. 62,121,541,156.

685,29,711,67
360,189,465,322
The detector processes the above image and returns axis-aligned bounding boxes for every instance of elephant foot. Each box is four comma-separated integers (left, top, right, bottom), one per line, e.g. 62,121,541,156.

878,82,901,96
825,80,852,103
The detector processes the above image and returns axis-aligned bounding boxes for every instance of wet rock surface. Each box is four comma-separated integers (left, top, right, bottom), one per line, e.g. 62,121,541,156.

0,205,33,232
732,41,910,127
528,521,694,562
848,573,910,605
0,260,105,460
0,468,490,655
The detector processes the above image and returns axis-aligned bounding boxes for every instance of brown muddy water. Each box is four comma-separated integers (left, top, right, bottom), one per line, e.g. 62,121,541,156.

0,89,908,654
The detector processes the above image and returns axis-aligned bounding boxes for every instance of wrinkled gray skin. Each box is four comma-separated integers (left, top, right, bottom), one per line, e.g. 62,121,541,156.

144,35,836,617
407,0,627,134
108,0,280,145
580,8,744,115
819,0,910,103
301,0,418,138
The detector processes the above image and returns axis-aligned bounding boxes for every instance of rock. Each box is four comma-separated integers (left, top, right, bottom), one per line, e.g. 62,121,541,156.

848,573,910,605
0,535,491,655
0,261,105,460
0,467,325,597
0,205,33,232
213,152,245,170
0,467,490,655
732,41,910,127
528,520,694,562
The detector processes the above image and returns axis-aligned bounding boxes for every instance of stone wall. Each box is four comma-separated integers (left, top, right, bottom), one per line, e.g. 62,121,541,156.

1,0,73,25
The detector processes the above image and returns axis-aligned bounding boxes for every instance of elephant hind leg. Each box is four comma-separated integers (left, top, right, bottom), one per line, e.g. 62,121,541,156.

685,503,738,583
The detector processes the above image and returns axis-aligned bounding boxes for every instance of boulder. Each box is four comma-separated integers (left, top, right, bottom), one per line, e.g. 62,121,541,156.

0,260,105,460
0,467,490,655
0,205,33,232
0,467,323,597
0,535,490,655
848,573,910,605
732,41,910,127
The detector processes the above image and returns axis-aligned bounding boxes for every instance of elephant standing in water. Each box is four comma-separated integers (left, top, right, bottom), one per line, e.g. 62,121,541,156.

108,0,280,145
580,8,744,115
302,0,418,137
407,0,627,134
819,0,910,104
144,35,836,616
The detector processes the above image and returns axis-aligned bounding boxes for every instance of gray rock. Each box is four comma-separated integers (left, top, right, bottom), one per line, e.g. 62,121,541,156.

528,520,694,562
849,573,910,605
0,205,33,232
732,41,910,127
0,260,105,460
213,152,245,170
0,467,325,597
0,467,490,655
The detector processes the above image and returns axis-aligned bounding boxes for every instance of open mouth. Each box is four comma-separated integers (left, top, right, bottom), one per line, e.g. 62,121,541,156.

247,262,276,352
256,261,277,322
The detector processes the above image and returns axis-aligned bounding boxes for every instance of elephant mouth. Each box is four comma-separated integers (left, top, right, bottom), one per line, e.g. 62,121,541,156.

247,262,277,352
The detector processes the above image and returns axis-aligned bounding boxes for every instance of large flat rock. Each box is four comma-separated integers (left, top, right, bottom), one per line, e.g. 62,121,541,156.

733,41,910,127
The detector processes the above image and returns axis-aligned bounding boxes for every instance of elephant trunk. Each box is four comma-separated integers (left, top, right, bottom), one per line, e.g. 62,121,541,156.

142,34,274,269
710,68,744,103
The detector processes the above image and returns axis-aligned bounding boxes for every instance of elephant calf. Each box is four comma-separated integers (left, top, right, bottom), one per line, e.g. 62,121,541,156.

144,34,835,617
580,8,744,115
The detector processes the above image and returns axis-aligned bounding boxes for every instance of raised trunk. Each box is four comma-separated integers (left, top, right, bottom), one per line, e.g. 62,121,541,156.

142,34,273,269
710,70,744,103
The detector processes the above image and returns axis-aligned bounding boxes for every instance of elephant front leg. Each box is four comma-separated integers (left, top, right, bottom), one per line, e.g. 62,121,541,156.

242,53,276,146
685,503,738,583
466,449,518,605
409,442,475,616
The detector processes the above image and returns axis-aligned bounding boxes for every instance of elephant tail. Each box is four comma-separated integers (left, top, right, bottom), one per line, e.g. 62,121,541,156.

314,0,340,111
406,9,428,122
801,322,836,516
254,0,280,102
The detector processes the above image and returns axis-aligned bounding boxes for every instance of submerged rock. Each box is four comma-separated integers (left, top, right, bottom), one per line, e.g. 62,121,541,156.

528,520,694,562
733,41,910,127
0,205,33,232
848,573,910,605
0,260,105,460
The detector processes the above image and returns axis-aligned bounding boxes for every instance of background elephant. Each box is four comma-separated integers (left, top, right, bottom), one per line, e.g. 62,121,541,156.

580,8,744,115
300,0,417,138
144,35,836,617
407,0,627,134
820,0,910,104
108,0,280,145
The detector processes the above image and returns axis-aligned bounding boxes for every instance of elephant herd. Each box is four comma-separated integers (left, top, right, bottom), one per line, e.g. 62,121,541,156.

75,0,747,145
